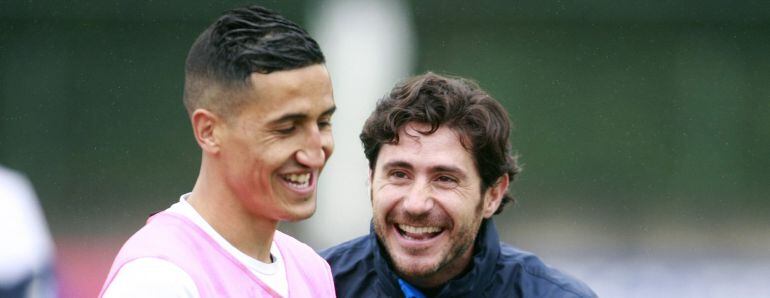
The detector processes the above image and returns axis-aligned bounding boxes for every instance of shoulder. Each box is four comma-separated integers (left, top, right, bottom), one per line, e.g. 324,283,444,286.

273,231,336,296
102,257,199,298
273,230,331,273
114,213,199,260
102,212,207,295
497,243,597,298
274,230,324,261
319,234,372,271
319,235,383,298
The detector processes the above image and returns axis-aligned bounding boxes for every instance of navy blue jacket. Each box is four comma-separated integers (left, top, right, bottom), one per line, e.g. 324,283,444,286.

320,219,597,298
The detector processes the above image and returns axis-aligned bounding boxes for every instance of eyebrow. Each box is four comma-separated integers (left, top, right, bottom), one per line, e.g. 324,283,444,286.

432,165,468,179
381,160,414,171
269,105,337,124
321,105,336,117
381,161,468,179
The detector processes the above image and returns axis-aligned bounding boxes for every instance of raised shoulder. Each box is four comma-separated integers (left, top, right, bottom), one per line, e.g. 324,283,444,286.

319,235,383,298
319,235,371,271
499,243,597,298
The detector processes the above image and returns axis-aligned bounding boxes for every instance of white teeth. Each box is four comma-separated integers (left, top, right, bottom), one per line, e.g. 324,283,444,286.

283,173,310,187
399,224,441,234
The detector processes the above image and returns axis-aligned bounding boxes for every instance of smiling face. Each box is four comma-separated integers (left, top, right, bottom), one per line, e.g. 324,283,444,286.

371,122,504,288
216,64,335,222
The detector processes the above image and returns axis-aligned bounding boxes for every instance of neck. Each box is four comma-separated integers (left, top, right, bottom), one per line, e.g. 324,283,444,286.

187,164,277,263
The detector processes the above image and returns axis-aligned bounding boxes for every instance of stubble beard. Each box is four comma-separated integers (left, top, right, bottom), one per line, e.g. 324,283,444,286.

373,205,485,286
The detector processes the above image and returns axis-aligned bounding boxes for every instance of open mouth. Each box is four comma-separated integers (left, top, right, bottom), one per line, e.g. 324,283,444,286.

280,172,312,190
396,223,444,241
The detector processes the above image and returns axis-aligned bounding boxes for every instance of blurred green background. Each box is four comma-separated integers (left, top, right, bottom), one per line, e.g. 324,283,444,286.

2,0,770,295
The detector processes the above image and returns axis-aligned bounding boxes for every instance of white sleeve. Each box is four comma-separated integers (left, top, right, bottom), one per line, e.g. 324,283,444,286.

102,258,199,298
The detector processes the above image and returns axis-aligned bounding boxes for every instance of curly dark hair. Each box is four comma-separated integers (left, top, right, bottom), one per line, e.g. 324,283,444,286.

182,5,325,116
361,72,521,214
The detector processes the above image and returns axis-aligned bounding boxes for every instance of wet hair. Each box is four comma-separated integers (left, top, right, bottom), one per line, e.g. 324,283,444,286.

182,5,325,116
361,72,520,214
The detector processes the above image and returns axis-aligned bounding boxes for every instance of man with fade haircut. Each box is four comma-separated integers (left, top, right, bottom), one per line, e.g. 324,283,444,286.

321,73,596,297
101,5,336,297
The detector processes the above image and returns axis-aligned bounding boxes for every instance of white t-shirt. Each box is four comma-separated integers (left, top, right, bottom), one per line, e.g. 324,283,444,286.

102,194,288,298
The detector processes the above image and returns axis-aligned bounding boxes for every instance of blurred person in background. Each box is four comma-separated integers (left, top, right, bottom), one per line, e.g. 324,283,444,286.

0,165,56,298
321,73,596,297
100,5,336,297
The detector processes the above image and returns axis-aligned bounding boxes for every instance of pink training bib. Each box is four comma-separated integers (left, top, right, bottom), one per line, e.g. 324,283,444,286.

100,212,336,297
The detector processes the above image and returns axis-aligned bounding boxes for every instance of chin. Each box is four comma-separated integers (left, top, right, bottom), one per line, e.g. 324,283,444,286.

281,202,317,222
395,259,441,278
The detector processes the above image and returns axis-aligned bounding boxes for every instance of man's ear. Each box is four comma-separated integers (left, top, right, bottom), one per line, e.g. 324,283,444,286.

482,174,509,218
368,169,374,203
191,108,222,154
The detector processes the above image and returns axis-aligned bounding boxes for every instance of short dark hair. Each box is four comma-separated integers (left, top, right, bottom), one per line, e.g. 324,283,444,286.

183,5,325,116
361,72,520,214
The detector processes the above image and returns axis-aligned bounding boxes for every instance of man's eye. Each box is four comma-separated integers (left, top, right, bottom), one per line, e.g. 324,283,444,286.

391,171,408,179
436,175,458,184
318,119,332,129
276,126,296,134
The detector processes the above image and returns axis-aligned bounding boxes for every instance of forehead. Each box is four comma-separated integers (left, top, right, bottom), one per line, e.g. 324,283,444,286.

235,64,334,121
376,123,477,173
248,64,332,98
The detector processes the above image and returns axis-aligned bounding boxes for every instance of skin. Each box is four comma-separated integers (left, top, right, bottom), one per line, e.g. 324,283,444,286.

371,122,508,289
187,64,335,263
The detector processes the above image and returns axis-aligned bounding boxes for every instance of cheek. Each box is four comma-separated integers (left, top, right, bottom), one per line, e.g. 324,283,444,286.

371,191,388,216
371,185,400,217
435,189,482,218
262,142,298,165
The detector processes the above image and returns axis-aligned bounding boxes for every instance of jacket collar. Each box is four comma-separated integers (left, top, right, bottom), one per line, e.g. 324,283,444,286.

369,219,502,296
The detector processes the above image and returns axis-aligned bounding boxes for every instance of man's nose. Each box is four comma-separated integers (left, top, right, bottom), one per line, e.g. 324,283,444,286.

401,180,434,216
296,126,330,168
